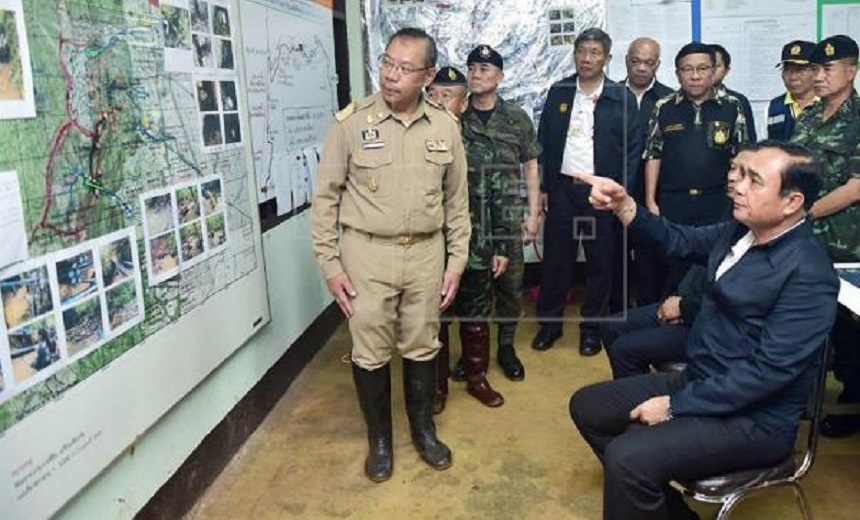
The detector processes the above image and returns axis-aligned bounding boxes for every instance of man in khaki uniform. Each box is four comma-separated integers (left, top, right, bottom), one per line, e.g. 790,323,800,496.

311,28,470,483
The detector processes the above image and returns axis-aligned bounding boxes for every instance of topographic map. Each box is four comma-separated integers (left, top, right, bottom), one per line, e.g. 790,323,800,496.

0,0,258,433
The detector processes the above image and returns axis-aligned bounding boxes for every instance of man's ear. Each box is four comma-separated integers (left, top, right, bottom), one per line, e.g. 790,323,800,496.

784,191,806,215
423,67,436,88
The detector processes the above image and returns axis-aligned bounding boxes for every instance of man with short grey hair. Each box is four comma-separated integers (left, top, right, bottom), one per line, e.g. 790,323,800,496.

533,28,642,356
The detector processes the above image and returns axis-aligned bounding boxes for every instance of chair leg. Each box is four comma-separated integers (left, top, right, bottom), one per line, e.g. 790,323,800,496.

716,492,747,520
789,482,813,520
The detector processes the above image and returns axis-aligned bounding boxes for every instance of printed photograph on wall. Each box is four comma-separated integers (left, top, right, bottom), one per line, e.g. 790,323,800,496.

55,250,98,308
100,237,135,289
105,280,139,333
176,185,202,225
0,0,35,119
62,296,104,357
162,3,191,50
147,232,180,282
205,212,226,249
144,193,176,236
1,265,52,330
9,315,59,384
201,177,223,215
179,220,204,263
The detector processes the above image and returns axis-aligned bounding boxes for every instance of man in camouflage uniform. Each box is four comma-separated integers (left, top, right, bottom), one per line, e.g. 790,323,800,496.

444,45,537,409
454,46,542,386
425,65,469,414
791,34,860,437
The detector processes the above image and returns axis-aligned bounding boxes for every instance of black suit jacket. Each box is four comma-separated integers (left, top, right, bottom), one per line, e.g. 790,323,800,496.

630,211,839,444
538,75,643,191
628,79,674,200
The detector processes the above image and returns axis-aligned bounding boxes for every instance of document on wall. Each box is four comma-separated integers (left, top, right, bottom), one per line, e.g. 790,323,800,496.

701,0,816,101
0,171,28,270
606,0,692,90
820,2,860,89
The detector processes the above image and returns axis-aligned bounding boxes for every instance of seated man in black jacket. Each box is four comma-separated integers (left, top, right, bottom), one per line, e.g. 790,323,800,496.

601,265,706,379
569,141,839,520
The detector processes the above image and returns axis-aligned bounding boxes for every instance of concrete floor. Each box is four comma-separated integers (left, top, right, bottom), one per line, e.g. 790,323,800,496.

187,304,860,520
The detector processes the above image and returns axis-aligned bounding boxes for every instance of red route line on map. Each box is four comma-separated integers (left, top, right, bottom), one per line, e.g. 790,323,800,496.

35,2,99,239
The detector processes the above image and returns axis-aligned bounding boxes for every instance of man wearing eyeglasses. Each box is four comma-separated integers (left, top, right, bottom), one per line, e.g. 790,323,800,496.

790,34,860,438
766,40,817,141
642,42,749,297
311,27,470,482
532,28,642,357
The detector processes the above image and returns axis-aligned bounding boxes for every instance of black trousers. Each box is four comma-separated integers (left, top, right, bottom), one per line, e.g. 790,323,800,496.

832,308,860,399
601,303,689,379
537,181,621,333
569,373,791,520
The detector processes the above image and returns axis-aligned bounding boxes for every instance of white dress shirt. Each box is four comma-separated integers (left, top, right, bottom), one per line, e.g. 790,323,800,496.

715,218,807,281
560,78,604,177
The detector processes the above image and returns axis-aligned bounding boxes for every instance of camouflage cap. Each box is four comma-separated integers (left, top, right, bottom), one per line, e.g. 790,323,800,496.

466,45,503,70
810,35,859,64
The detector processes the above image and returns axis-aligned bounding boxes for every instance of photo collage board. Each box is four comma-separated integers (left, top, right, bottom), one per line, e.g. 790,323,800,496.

0,228,145,402
140,175,228,286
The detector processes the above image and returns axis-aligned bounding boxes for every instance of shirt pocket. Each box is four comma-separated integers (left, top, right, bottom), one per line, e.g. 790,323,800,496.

351,149,393,197
424,150,452,198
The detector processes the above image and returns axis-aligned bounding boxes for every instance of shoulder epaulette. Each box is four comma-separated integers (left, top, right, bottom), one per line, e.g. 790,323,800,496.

334,101,356,122
334,102,355,122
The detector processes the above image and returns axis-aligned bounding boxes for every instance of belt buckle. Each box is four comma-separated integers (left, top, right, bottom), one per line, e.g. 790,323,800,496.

395,235,413,247
688,188,701,196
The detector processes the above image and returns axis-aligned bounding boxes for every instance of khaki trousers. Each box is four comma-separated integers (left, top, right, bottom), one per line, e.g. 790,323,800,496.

341,228,444,369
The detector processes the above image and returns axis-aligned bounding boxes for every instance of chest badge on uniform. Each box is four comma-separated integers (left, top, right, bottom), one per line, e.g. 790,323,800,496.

361,128,384,149
713,126,728,145
560,103,569,114
426,138,449,152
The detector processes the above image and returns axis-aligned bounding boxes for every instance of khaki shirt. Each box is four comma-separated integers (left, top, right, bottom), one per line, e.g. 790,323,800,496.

311,93,471,279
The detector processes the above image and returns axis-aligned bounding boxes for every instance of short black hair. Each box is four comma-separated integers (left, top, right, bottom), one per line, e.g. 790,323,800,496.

739,140,823,210
387,27,438,68
574,28,612,55
709,43,731,68
674,42,715,68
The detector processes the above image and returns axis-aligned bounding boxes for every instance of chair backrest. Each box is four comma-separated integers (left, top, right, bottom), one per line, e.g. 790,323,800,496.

794,336,831,480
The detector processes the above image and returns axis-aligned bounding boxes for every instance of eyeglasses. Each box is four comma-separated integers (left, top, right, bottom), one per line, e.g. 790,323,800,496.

378,54,429,75
677,65,713,76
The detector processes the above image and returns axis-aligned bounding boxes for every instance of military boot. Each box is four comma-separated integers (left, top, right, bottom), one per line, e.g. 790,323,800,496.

351,362,393,482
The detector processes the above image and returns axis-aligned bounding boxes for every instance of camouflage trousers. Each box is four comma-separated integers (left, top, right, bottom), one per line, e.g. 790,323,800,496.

493,242,524,346
444,268,493,321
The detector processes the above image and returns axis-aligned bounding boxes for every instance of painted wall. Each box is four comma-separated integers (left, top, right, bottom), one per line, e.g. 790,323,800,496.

54,1,367,517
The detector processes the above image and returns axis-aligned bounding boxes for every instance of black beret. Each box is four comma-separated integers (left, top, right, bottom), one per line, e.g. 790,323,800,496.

778,40,815,67
466,45,503,70
810,35,859,64
430,66,466,86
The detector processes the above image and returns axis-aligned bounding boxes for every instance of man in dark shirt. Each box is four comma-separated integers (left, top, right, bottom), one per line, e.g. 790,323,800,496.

622,37,674,305
570,140,839,520
642,42,749,296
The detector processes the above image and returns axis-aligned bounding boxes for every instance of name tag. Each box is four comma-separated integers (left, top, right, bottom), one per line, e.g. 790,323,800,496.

768,114,786,125
426,138,449,152
664,123,685,133
362,141,384,150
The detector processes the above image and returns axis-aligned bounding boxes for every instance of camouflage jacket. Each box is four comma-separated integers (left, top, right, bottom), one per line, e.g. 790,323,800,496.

460,96,541,269
791,90,860,262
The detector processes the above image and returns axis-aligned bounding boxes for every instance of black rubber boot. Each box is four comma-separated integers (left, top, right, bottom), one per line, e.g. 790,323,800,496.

403,358,453,470
351,363,393,482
